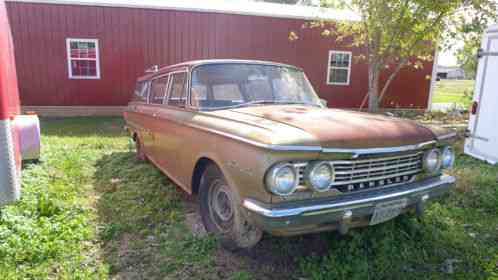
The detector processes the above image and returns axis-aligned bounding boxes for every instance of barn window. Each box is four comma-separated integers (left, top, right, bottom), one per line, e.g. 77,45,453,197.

66,38,100,79
327,50,351,85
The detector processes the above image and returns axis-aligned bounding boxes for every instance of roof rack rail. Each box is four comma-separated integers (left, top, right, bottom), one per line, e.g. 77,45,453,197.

145,65,159,73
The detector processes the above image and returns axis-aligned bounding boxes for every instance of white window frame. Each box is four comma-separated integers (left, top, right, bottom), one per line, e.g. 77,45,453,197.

326,50,352,86
66,38,101,79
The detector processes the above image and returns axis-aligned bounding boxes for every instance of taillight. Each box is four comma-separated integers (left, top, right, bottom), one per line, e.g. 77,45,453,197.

471,101,478,115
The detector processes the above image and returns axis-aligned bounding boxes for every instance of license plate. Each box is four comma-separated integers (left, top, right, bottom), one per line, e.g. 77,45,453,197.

369,199,408,225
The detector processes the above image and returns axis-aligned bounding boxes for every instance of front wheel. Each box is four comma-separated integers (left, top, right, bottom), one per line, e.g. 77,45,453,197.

199,164,262,250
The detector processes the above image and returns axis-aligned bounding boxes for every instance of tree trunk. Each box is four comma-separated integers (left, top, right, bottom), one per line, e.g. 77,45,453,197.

368,63,380,112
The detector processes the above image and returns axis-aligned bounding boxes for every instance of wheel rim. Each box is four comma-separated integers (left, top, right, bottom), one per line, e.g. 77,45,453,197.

208,179,234,232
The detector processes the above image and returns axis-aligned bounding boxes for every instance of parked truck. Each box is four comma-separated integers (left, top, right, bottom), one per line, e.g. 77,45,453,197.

0,0,40,206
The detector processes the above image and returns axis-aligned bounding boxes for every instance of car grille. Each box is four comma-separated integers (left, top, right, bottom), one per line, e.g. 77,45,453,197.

295,151,424,193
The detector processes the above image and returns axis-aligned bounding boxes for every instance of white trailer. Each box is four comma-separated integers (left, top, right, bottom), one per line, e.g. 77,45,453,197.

464,24,498,164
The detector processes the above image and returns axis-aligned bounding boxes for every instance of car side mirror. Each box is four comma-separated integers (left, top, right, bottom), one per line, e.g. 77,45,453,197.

320,98,328,108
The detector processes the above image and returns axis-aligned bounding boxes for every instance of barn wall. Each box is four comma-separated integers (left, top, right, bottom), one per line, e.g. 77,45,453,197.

6,2,433,109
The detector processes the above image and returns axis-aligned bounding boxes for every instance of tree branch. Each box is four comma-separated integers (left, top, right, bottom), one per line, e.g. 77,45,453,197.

377,57,409,106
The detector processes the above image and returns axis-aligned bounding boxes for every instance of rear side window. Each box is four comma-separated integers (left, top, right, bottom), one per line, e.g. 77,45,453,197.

167,72,187,107
132,81,149,103
149,76,169,105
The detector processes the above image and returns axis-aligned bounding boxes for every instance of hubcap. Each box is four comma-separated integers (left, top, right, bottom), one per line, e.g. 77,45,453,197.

209,180,234,231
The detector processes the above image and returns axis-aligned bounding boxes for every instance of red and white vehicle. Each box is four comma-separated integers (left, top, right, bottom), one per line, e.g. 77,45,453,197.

0,0,40,206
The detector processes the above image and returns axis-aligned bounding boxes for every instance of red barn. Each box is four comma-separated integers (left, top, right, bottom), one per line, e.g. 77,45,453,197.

5,0,437,116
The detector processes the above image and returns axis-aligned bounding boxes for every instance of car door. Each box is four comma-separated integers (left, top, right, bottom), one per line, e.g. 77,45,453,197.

127,81,153,151
144,74,170,160
153,70,194,187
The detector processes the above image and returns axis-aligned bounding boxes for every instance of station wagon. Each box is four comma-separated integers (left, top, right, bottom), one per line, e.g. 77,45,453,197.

124,59,456,249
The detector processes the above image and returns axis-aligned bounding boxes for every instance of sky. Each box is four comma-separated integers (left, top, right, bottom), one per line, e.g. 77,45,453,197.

438,47,459,67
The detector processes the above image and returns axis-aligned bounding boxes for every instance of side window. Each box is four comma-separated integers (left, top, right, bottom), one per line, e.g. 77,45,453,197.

132,81,150,103
167,72,187,107
149,76,169,105
327,50,351,85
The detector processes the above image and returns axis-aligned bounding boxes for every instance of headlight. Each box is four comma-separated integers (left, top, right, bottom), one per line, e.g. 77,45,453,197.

265,163,298,196
423,148,442,173
441,146,455,169
306,161,334,192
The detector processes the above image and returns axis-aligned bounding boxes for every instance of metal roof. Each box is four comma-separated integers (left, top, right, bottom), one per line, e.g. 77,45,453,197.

7,0,360,21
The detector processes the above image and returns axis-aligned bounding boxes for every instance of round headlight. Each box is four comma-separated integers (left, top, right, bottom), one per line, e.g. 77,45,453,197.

424,148,442,173
265,163,298,196
441,146,455,169
306,162,334,192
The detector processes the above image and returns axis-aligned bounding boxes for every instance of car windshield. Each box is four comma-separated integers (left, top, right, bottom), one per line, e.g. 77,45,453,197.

190,63,322,110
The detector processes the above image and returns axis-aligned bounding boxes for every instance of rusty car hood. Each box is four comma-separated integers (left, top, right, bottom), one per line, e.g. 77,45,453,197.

220,105,438,149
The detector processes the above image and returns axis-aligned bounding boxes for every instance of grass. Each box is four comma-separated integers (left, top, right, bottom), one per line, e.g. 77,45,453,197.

432,80,475,108
0,117,497,279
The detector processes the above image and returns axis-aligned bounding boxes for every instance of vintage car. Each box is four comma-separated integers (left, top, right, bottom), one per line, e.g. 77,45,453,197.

124,59,456,249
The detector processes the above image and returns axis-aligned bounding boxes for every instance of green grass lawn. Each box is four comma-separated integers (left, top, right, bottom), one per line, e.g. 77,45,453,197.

1,117,497,279
432,80,475,108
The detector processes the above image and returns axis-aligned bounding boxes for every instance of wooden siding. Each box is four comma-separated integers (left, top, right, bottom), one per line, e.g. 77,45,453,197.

6,2,434,109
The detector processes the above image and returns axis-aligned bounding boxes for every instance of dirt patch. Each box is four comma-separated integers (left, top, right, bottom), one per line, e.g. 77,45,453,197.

182,194,332,279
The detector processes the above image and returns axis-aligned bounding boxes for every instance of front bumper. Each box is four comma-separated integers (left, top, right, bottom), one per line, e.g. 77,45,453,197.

242,175,455,236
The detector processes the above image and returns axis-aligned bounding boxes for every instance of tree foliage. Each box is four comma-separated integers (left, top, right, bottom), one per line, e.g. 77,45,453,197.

454,15,495,79
292,0,497,111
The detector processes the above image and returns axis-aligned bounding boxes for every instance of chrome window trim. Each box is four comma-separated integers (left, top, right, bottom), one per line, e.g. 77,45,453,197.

165,70,188,107
149,73,171,105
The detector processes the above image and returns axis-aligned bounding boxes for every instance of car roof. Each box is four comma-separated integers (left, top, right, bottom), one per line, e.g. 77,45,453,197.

139,59,303,81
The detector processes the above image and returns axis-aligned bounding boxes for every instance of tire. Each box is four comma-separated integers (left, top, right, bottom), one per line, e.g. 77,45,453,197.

135,136,147,162
199,163,263,250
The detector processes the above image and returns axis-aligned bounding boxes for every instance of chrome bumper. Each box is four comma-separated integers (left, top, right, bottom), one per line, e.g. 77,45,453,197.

242,175,455,236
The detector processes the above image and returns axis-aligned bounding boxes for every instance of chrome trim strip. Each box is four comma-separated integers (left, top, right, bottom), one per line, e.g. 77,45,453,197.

334,161,420,175
243,175,455,218
332,151,422,165
436,132,457,141
322,141,436,155
330,169,422,186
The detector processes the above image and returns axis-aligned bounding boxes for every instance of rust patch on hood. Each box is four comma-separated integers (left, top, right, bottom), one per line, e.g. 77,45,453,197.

229,106,436,149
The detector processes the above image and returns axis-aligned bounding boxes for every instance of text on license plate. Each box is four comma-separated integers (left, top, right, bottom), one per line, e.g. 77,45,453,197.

369,199,408,225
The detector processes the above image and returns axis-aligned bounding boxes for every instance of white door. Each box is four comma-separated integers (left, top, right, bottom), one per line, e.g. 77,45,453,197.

465,29,498,164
